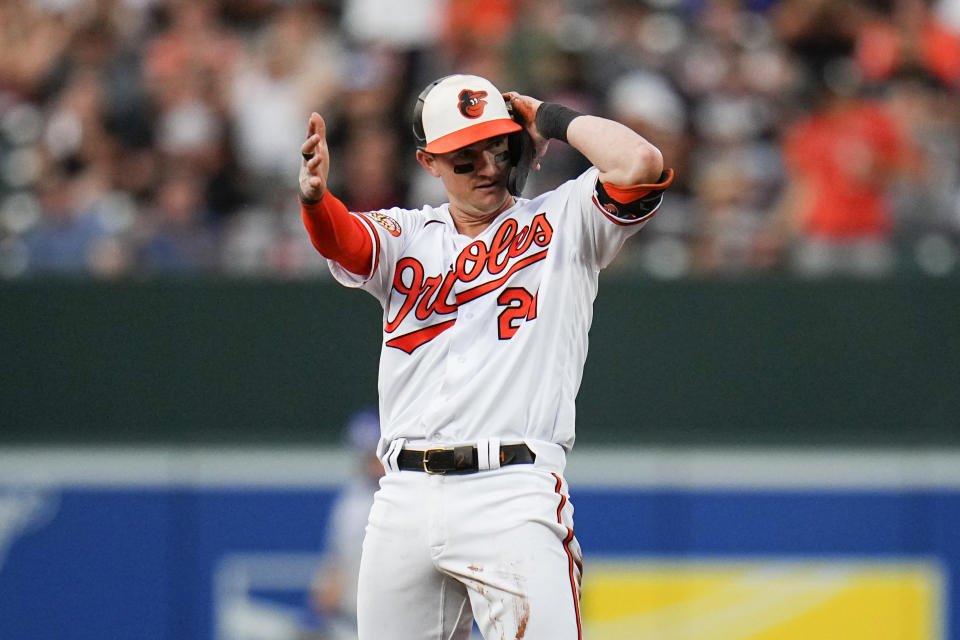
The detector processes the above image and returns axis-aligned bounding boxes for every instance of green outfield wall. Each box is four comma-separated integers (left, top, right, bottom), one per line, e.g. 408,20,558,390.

2,277,958,446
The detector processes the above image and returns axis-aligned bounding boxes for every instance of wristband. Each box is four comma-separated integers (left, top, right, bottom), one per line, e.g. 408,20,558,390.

299,189,324,206
535,103,582,142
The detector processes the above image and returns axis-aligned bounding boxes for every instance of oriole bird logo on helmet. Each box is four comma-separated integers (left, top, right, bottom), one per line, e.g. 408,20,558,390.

458,89,488,118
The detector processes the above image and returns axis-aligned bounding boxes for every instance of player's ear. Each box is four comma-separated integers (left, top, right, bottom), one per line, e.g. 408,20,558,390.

416,150,442,177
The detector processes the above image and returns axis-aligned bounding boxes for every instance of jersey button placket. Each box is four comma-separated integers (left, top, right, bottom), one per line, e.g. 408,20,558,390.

444,270,475,389
442,312,468,383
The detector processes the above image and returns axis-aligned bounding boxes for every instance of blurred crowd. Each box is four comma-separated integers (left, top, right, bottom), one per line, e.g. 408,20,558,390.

1,0,959,280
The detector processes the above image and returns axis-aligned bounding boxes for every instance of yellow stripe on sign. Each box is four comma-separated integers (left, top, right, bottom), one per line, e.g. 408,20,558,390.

582,560,943,640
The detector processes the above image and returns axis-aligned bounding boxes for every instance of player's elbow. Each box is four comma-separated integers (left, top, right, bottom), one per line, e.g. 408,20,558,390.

605,140,664,187
626,140,664,185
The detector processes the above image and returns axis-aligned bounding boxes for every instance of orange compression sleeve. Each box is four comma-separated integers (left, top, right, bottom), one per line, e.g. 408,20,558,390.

300,192,373,276
603,169,676,203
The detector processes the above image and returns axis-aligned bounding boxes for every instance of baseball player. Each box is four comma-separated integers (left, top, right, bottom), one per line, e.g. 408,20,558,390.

298,74,673,640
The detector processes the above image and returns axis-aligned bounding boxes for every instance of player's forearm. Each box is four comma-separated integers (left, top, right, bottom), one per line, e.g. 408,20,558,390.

566,115,664,187
300,191,373,276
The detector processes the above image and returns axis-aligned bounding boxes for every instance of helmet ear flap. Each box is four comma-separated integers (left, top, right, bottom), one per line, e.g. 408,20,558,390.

412,76,451,151
504,99,533,196
506,129,533,197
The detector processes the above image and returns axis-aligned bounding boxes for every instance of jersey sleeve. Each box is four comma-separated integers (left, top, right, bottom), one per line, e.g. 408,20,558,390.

326,206,426,303
575,167,674,269
594,170,674,223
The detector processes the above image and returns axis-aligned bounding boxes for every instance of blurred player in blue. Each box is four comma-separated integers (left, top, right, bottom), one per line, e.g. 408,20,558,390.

307,409,383,640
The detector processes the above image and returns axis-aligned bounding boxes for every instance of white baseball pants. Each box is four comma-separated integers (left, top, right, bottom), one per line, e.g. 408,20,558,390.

356,453,582,640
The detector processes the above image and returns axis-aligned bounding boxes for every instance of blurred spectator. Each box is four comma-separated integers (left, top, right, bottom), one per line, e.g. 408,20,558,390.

342,0,446,50
609,72,689,164
855,0,960,89
775,58,912,277
442,0,517,65
143,0,240,213
771,0,866,69
307,408,382,640
884,69,960,275
42,66,116,184
220,199,330,279
23,169,113,276
143,1,240,108
603,70,696,277
338,123,405,213
0,2,72,100
137,168,218,274
229,3,343,195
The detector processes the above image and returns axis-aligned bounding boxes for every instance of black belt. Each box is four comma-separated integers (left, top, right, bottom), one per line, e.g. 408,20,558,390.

397,443,535,474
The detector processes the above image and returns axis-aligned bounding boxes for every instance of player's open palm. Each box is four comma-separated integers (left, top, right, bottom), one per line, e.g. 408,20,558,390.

299,112,330,203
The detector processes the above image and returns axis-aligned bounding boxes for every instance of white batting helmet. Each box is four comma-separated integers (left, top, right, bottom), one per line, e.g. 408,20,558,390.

412,74,522,154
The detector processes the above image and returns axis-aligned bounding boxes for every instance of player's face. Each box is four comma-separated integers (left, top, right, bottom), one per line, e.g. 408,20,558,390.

421,136,513,217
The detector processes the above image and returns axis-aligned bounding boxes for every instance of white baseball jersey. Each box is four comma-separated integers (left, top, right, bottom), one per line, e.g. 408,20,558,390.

328,167,663,451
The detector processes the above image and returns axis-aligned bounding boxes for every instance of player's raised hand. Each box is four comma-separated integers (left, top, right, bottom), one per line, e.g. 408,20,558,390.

502,92,550,171
299,112,330,203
